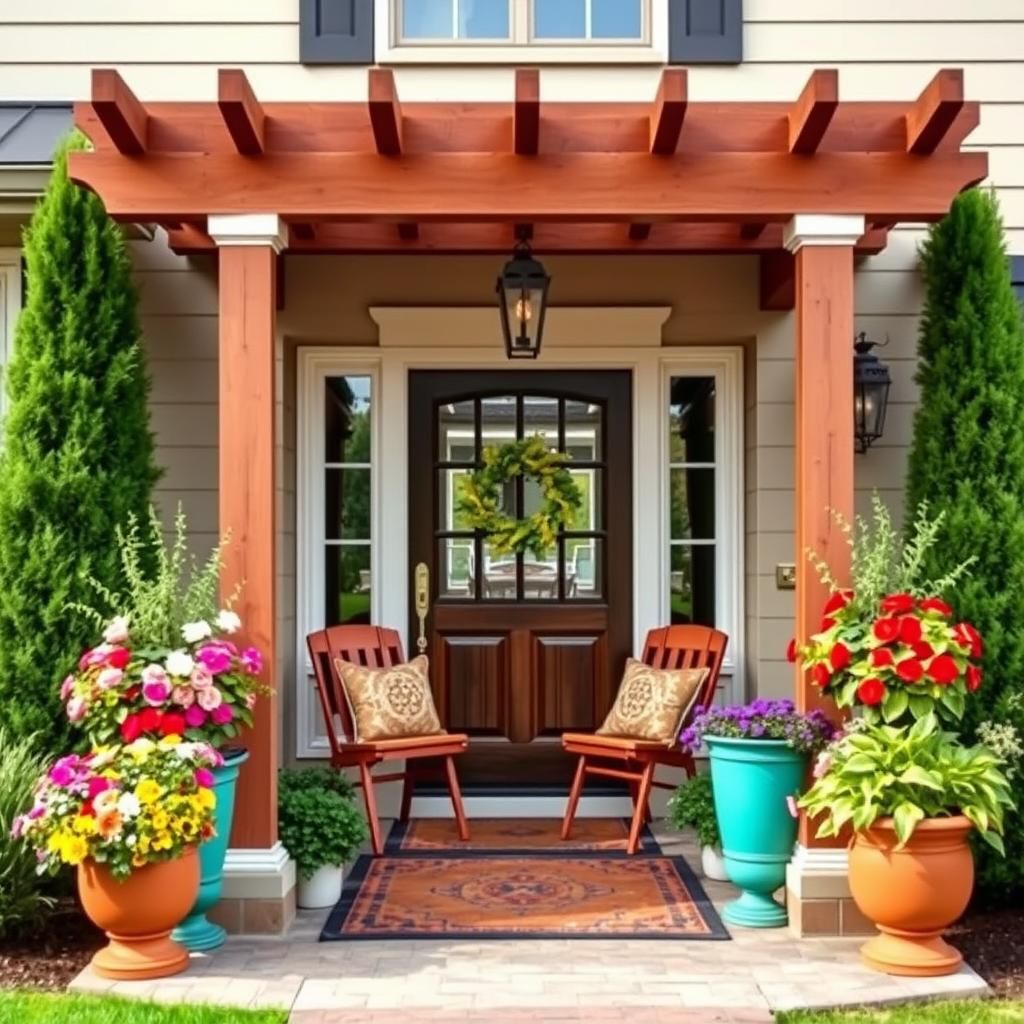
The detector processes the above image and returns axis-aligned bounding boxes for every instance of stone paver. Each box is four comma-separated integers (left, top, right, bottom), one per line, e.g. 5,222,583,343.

68,823,990,1019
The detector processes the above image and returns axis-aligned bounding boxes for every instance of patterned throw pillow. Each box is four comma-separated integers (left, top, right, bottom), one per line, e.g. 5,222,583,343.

596,658,709,746
334,655,444,742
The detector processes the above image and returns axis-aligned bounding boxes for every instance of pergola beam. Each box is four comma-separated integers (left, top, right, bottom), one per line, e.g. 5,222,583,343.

91,69,148,155
369,68,402,156
514,69,540,155
218,69,265,155
397,222,419,241
628,223,652,241
788,69,838,155
906,69,964,155
649,69,687,156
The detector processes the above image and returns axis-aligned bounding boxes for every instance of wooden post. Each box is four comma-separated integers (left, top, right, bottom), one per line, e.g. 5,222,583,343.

208,214,285,850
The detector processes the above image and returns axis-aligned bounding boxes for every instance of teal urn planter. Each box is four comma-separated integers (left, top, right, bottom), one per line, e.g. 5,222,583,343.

705,735,805,929
171,748,248,952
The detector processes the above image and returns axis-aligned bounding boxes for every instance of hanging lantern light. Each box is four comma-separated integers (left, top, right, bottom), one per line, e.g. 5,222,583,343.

496,237,550,360
853,331,892,453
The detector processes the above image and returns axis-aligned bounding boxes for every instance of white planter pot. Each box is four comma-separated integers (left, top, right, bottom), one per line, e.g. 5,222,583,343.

701,845,729,882
297,864,344,909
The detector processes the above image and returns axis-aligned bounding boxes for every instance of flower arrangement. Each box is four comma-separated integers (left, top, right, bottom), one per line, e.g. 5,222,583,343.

799,714,1013,851
66,508,269,749
12,737,220,880
680,699,837,756
790,499,978,725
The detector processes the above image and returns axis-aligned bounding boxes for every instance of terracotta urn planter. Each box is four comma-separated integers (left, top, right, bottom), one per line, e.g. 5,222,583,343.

78,847,199,980
848,815,974,977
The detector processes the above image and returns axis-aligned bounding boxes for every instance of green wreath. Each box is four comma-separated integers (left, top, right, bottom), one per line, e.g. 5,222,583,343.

456,435,584,559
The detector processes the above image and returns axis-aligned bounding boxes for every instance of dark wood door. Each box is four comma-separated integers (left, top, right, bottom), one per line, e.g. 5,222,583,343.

409,370,633,787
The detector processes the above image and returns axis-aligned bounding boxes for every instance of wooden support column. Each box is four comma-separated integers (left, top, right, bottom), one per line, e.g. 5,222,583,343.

208,213,285,853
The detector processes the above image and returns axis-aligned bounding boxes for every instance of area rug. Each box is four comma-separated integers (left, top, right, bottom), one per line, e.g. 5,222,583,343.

320,854,728,941
385,817,660,854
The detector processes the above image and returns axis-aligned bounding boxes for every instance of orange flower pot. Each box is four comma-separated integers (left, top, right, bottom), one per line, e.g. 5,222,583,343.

78,847,199,980
848,815,974,977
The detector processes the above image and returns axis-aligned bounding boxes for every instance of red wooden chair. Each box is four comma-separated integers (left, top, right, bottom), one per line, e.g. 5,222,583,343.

560,624,728,855
306,625,470,855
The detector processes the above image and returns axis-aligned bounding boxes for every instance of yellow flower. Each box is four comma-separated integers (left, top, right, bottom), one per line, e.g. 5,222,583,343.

137,835,151,854
132,853,148,868
72,815,97,836
153,832,173,851
62,835,88,865
197,788,216,811
151,810,169,831
158,735,181,749
135,779,162,805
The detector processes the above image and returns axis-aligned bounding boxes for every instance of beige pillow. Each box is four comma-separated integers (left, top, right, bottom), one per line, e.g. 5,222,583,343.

597,658,708,746
334,655,444,742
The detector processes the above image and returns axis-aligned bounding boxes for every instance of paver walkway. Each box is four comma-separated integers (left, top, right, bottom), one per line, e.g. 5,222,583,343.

69,823,989,1020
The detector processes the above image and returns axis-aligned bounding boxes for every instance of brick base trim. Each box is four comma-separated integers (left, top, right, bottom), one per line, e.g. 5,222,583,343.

208,889,297,936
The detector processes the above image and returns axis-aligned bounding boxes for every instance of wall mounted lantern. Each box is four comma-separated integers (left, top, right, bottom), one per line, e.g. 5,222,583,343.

854,331,892,453
496,237,550,360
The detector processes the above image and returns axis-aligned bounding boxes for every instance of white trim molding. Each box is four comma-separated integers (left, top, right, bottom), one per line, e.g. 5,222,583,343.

0,248,22,434
222,841,296,900
784,215,867,252
207,213,287,252
786,843,852,901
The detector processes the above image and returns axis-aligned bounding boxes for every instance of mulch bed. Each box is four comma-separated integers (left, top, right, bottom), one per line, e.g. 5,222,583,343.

950,907,1024,997
0,903,102,992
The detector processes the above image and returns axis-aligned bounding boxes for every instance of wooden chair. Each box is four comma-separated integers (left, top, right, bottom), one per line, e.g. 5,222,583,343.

560,624,728,855
306,624,470,855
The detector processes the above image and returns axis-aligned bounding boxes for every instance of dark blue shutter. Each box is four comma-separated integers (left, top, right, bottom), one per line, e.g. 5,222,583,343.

1011,256,1024,304
300,0,374,64
669,0,743,64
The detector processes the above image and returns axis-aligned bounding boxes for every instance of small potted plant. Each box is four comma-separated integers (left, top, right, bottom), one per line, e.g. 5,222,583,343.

12,736,219,980
278,769,368,909
668,772,726,881
65,508,270,952
681,699,836,928
800,714,1012,976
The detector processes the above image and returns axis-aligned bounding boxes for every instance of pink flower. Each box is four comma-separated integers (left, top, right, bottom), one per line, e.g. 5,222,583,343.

813,751,833,779
66,696,87,723
211,703,233,726
79,644,112,670
96,667,124,691
142,679,172,706
171,685,196,708
142,663,169,686
196,686,223,712
103,616,130,645
48,758,78,786
185,704,208,729
190,666,213,690
194,768,215,788
10,815,24,839
195,644,233,675
60,675,75,701
240,647,263,676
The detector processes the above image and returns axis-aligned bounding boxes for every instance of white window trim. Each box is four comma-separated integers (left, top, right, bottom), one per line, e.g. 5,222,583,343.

295,328,743,757
0,249,22,432
376,0,667,64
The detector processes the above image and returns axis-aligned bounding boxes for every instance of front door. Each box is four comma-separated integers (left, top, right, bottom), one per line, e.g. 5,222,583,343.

409,370,633,787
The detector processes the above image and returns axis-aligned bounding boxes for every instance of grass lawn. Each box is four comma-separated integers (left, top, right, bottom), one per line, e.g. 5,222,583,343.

0,991,287,1023
778,1000,1024,1024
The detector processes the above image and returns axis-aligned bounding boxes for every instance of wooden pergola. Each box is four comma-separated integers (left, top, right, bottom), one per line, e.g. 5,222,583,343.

71,66,985,858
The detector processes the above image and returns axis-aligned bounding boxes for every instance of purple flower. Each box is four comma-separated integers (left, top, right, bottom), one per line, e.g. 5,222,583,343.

185,704,208,729
194,768,215,788
210,703,234,726
240,646,263,676
679,699,835,755
196,644,233,675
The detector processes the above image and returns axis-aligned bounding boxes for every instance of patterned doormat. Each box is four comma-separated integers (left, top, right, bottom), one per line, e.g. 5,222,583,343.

320,853,729,941
385,817,660,854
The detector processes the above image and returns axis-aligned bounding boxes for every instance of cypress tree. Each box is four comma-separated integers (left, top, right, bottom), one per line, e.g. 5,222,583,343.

905,188,1024,896
0,134,160,752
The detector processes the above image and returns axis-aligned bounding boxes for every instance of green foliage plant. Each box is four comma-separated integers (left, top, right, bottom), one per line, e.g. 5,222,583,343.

0,727,55,936
0,133,160,752
277,769,367,879
668,771,720,849
799,713,1013,852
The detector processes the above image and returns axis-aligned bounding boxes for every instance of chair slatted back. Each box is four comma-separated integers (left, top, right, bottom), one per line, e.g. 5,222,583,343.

306,625,406,756
641,625,729,718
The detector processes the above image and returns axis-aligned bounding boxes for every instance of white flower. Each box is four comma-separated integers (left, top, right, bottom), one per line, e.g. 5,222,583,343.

215,609,241,635
117,793,141,819
165,649,195,678
182,620,213,644
103,615,131,645
126,834,137,848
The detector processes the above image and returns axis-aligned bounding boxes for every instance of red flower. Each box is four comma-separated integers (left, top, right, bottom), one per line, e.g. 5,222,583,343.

160,712,187,737
912,641,935,661
881,593,915,615
857,678,886,706
919,597,953,617
830,642,851,671
896,658,924,683
967,665,983,692
125,685,141,701
106,647,131,670
120,713,143,743
870,648,894,668
88,776,113,798
823,590,852,616
786,638,797,663
139,707,162,734
820,617,837,632
873,618,900,644
953,623,983,659
927,653,959,685
898,616,923,645
810,663,831,688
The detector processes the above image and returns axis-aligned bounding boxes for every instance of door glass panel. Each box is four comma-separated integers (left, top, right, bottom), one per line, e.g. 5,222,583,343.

481,395,517,450
439,468,478,530
439,538,475,598
325,468,371,541
564,538,602,599
671,544,715,627
523,395,559,449
481,552,517,600
670,468,715,541
438,399,475,462
325,376,371,463
325,546,371,626
565,399,602,460
669,377,715,464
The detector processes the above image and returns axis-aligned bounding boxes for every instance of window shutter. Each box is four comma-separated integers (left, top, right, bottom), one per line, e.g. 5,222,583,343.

1011,256,1024,304
300,0,374,64
669,0,743,65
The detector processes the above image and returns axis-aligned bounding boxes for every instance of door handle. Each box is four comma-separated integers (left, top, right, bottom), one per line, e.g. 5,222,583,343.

414,562,430,654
